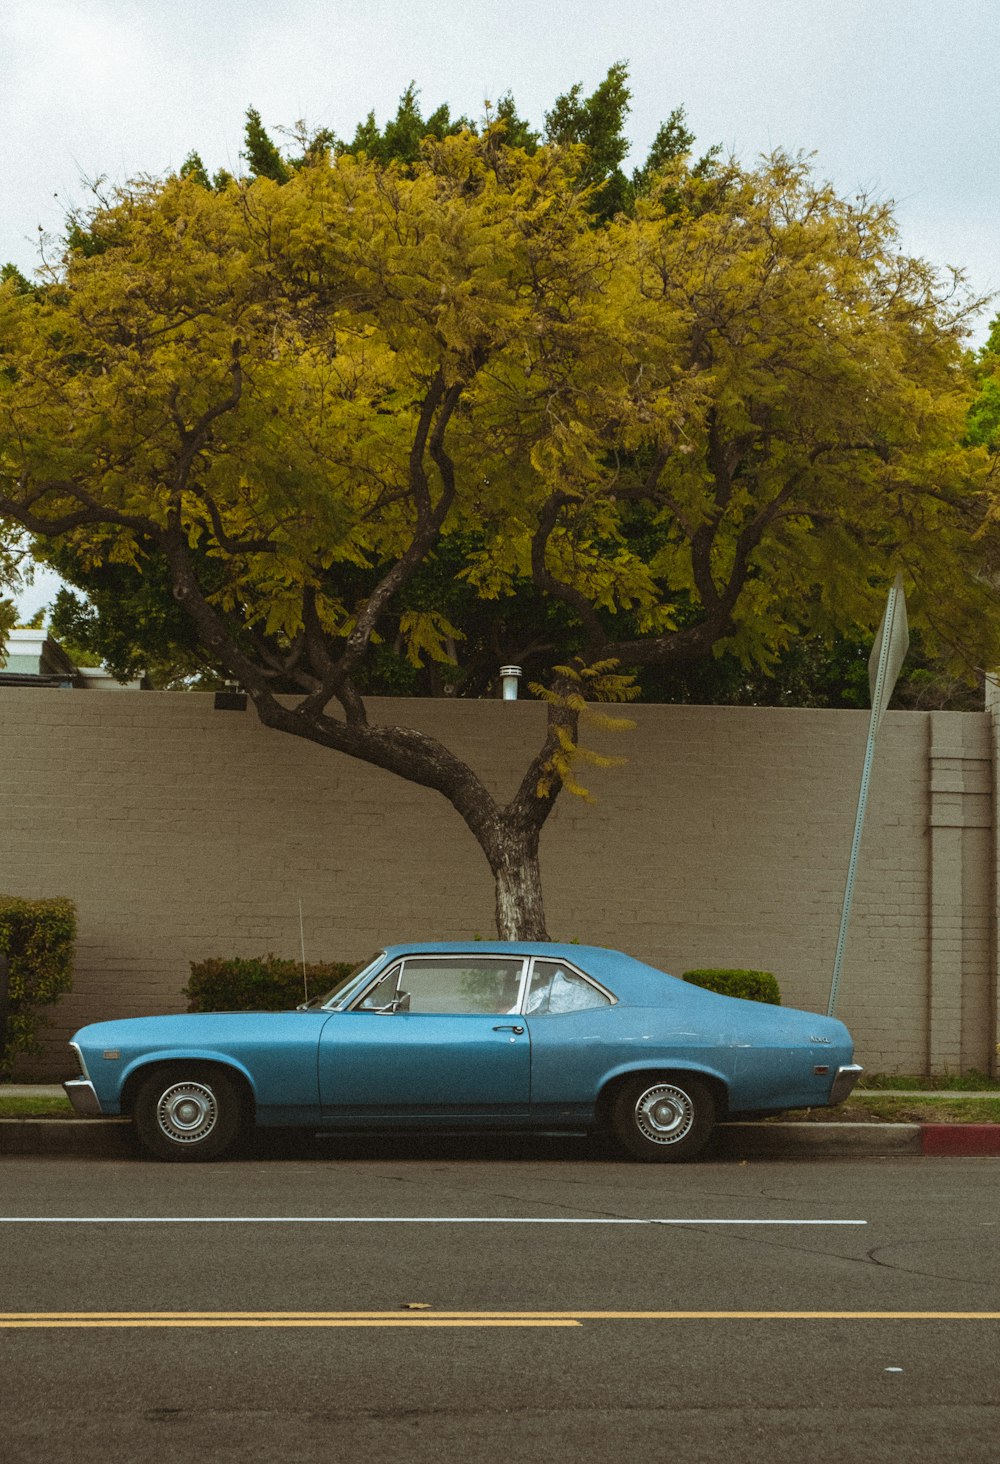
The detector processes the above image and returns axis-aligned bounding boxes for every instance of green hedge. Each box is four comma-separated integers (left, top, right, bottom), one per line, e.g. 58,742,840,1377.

681,968,781,1005
0,896,77,1073
184,955,361,1012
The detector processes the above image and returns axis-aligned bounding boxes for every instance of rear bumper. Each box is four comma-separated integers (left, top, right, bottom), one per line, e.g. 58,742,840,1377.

830,1064,863,1104
63,1078,103,1117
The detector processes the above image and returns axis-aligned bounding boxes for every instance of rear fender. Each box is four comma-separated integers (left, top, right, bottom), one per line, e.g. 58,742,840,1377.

594,1061,731,1121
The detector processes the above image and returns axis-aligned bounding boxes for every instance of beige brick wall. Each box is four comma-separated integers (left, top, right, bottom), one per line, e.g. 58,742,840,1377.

1,689,995,1079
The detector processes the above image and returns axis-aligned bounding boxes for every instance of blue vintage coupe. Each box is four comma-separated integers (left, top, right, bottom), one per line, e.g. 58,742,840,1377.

64,942,861,1162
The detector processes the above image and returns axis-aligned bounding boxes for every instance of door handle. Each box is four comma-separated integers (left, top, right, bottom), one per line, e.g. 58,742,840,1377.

493,1024,524,1035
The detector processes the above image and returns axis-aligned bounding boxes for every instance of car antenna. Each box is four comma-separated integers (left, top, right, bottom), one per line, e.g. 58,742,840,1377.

298,899,308,1006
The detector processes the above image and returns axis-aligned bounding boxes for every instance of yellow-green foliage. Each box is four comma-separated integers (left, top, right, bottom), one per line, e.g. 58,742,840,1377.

0,139,993,685
530,660,640,800
0,896,76,1070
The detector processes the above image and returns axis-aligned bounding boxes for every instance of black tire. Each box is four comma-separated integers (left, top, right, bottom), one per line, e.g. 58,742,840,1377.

133,1063,246,1162
610,1074,716,1162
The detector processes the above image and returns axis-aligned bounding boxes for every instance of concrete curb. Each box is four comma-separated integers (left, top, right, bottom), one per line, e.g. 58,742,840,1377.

919,1124,1000,1156
0,1119,135,1158
2,1118,998,1160
713,1122,924,1159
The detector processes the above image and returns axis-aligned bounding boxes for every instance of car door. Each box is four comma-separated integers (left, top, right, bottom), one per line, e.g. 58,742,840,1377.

318,954,530,1121
522,957,620,1122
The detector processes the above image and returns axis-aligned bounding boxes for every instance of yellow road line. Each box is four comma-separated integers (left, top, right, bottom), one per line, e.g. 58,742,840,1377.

0,1319,578,1329
551,1311,1000,1321
3,1310,1000,1328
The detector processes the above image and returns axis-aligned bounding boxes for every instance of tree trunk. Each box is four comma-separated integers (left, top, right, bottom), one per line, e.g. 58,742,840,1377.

243,684,563,943
489,829,549,941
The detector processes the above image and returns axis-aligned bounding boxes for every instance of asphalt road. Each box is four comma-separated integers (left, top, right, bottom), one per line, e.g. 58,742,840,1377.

2,1140,999,1463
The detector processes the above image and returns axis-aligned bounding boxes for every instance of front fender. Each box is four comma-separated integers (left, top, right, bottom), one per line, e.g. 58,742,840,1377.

114,1050,258,1114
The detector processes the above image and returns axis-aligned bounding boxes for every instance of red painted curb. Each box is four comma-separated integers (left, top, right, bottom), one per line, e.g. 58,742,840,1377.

920,1124,1000,1156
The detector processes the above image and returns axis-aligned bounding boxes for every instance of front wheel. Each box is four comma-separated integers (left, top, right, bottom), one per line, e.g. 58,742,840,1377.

134,1064,246,1162
610,1074,716,1162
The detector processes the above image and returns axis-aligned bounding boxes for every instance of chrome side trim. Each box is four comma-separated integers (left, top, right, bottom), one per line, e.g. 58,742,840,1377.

830,1064,863,1104
63,1078,104,1116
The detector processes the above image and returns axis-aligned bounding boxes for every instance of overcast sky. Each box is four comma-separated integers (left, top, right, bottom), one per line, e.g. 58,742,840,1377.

4,0,999,617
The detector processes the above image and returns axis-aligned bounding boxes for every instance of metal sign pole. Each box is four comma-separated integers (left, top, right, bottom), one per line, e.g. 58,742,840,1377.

827,699,884,1019
827,576,908,1019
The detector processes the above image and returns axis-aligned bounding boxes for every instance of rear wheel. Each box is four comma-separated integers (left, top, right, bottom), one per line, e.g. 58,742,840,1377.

610,1074,716,1162
134,1064,246,1162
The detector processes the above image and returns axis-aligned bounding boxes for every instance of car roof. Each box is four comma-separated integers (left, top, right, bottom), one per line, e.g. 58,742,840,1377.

378,941,678,1002
382,941,625,961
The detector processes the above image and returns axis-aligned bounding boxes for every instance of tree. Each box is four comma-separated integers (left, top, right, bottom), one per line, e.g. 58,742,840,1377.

338,66,712,221
969,313,1000,453
47,557,223,686
542,67,718,220
0,463,35,652
0,135,994,937
544,60,634,220
0,516,24,647
242,107,292,183
0,575,17,654
1,263,32,294
347,84,470,166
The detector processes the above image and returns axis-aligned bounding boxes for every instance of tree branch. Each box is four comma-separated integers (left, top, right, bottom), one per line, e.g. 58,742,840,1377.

334,374,464,679
0,478,157,538
168,346,244,498
530,493,608,654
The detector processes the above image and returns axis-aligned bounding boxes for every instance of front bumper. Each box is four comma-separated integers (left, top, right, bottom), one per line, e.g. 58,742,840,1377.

63,1078,103,1117
830,1064,863,1104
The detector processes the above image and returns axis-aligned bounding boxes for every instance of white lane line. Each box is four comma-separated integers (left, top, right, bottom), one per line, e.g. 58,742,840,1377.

0,1216,867,1226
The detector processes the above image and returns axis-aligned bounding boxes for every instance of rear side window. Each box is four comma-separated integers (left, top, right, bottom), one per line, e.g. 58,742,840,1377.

525,960,612,1015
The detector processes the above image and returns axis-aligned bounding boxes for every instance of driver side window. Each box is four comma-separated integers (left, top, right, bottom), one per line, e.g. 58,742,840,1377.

401,957,524,1014
355,957,525,1014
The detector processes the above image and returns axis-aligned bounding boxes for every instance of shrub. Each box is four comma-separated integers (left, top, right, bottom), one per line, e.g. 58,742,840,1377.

681,968,781,1005
184,955,361,1012
0,896,77,1073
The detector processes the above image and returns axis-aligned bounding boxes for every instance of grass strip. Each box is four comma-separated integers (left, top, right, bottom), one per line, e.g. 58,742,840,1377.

777,1095,1000,1125
863,1071,1000,1093
0,1096,75,1118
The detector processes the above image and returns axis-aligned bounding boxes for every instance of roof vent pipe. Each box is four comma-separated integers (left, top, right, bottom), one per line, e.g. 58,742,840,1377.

500,665,522,701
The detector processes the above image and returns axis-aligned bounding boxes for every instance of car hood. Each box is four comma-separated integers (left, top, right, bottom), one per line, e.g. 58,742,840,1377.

72,1010,324,1049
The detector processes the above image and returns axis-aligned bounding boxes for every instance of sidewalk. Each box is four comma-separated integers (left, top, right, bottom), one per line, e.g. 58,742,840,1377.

3,1086,75,1098
2,1088,999,1159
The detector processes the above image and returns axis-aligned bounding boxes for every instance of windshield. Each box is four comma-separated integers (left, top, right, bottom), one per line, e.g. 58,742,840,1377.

297,954,384,1011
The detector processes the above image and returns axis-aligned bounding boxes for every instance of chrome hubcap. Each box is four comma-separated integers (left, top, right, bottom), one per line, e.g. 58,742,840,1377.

634,1084,695,1145
156,1081,217,1144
